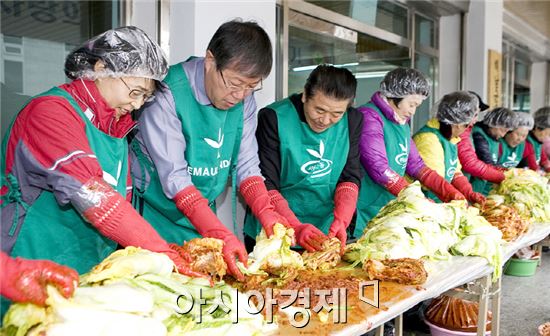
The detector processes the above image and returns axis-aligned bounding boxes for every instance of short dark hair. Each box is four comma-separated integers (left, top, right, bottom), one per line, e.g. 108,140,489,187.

304,64,357,104
388,97,403,107
439,121,453,140
207,19,272,78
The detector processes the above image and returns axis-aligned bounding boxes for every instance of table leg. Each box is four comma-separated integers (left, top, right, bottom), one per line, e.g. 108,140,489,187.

395,315,403,336
476,274,491,336
490,275,501,336
375,324,384,336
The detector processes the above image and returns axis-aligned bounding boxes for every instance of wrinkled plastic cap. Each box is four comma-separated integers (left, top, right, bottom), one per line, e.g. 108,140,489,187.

65,26,168,81
379,68,430,98
512,112,534,130
433,91,479,125
534,106,550,129
482,107,516,128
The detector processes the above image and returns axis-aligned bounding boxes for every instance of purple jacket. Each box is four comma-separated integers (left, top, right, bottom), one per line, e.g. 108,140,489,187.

358,92,426,187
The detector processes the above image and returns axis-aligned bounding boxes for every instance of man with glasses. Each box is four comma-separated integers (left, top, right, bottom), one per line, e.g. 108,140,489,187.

131,19,289,281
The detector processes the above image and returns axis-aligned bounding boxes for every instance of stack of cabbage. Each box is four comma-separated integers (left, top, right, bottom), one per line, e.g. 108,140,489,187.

344,182,503,278
489,168,550,224
2,247,270,336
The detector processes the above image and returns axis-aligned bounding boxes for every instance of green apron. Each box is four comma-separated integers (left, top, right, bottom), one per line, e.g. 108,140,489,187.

498,139,524,168
414,124,458,202
355,103,410,237
470,126,500,195
243,96,349,239
131,61,243,244
1,87,127,274
526,134,542,164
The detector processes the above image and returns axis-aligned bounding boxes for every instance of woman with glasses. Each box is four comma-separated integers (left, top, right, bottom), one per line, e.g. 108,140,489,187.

0,26,197,287
469,107,516,195
131,19,289,281
413,91,485,204
354,69,465,235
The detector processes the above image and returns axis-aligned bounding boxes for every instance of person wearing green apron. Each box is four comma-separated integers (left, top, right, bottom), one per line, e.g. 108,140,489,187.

0,27,197,316
518,107,550,172
243,65,362,253
130,20,289,281
470,107,516,194
355,68,465,237
414,91,486,205
498,112,533,169
457,92,506,188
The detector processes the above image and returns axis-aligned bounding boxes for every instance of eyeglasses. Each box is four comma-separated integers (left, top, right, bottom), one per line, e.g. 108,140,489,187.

120,78,155,103
219,70,262,94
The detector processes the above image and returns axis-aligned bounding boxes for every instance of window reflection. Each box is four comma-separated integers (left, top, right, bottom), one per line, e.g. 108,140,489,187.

1,0,119,136
307,0,408,38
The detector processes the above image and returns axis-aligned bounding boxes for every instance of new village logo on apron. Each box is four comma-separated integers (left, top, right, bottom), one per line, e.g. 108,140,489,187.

300,140,333,179
394,142,408,170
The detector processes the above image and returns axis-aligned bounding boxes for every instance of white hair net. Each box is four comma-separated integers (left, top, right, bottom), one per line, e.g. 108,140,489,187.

379,68,430,98
512,112,534,130
482,107,516,128
65,26,168,81
433,91,479,125
534,107,550,129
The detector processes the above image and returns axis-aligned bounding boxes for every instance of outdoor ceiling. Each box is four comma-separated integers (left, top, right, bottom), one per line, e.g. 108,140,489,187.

504,0,550,39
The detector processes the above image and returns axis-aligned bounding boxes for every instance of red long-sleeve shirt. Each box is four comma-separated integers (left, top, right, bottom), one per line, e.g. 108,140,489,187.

457,126,505,182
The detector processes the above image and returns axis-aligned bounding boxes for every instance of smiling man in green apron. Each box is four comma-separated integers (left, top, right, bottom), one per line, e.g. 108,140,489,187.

469,107,516,195
498,112,533,169
243,65,362,254
355,69,466,236
0,27,197,316
414,91,485,205
131,20,289,281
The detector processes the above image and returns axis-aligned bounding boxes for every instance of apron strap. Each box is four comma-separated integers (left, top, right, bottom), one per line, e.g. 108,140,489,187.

231,169,238,235
130,140,155,192
1,174,30,237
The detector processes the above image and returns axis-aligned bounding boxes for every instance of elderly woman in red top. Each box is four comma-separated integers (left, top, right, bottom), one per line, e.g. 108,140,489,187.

1,26,197,286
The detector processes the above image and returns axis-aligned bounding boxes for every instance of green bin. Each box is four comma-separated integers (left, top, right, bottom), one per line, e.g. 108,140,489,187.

503,257,538,277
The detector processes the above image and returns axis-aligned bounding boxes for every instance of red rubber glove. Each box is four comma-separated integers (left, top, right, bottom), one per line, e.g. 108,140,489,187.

268,190,327,252
168,244,215,283
174,185,247,281
240,176,290,237
485,165,506,182
329,182,359,254
1,252,78,306
385,175,410,197
451,173,487,206
417,167,466,203
77,177,194,277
